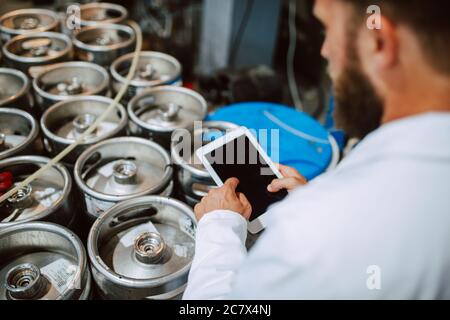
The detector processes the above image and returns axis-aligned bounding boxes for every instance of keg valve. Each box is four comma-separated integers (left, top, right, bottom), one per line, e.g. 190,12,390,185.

18,16,40,30
112,160,138,185
57,77,83,95
7,184,33,210
73,114,97,137
5,263,48,300
137,64,158,81
21,37,51,57
134,232,168,264
157,103,181,122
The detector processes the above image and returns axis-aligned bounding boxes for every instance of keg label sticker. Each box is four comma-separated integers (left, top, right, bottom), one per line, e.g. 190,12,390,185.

41,259,78,294
120,221,159,247
84,194,114,217
97,162,115,177
179,217,196,239
174,244,189,258
34,188,63,208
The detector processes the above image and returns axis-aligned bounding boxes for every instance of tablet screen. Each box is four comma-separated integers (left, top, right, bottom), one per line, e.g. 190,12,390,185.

205,134,288,221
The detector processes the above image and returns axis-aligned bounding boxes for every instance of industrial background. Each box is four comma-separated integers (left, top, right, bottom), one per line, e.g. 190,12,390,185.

0,0,344,300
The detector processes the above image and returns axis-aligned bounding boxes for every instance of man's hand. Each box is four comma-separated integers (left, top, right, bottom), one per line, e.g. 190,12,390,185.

267,164,307,193
194,178,252,222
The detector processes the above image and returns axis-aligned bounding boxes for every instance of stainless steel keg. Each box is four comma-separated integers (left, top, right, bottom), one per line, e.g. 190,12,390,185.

0,222,91,300
73,23,135,67
0,156,74,229
171,121,238,205
33,61,110,112
88,196,196,299
0,108,39,160
2,32,73,78
0,8,60,43
0,68,32,111
40,96,127,165
111,51,182,102
79,2,128,27
128,86,208,150
74,137,174,220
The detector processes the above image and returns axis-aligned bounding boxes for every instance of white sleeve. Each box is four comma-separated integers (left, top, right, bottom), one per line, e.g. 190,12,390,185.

182,210,248,300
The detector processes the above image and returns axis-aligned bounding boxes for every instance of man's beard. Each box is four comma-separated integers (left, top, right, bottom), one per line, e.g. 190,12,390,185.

333,48,384,140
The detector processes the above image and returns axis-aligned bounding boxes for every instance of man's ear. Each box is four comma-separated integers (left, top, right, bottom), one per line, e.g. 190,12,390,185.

367,15,399,70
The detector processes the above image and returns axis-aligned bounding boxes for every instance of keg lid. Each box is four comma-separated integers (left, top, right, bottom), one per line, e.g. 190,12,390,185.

79,2,128,27
74,24,135,51
89,196,195,294
111,51,181,87
33,61,109,100
41,96,127,145
0,157,71,227
128,86,207,132
75,138,172,202
3,32,72,63
0,108,38,160
0,68,29,107
0,8,59,38
0,222,88,300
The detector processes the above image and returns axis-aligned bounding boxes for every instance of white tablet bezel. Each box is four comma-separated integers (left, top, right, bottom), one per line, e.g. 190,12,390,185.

195,126,283,234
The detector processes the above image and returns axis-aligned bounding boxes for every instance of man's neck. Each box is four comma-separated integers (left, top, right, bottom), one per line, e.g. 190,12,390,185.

382,74,450,124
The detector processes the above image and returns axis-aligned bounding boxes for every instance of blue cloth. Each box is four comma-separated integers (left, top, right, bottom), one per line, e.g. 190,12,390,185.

207,102,332,180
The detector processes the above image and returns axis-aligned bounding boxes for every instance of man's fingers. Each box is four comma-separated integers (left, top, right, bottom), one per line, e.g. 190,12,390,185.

237,192,252,219
277,164,305,180
268,177,304,192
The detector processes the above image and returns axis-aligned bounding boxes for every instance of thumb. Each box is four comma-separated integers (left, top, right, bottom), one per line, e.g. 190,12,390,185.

224,177,240,191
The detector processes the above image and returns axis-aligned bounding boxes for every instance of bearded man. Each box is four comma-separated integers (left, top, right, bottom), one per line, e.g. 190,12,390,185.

184,0,450,299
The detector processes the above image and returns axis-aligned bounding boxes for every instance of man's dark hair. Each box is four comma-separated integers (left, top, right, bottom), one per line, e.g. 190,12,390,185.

341,0,450,76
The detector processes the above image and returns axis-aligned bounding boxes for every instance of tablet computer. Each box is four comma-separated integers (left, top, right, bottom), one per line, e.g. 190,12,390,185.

196,126,288,234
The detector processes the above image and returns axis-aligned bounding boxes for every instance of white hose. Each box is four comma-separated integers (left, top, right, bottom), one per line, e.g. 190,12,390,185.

0,20,143,204
287,0,303,111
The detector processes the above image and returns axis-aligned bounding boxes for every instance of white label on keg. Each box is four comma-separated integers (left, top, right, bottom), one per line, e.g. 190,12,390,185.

174,244,189,258
120,221,159,248
97,162,115,177
84,194,114,218
41,259,78,294
34,188,63,208
179,217,196,239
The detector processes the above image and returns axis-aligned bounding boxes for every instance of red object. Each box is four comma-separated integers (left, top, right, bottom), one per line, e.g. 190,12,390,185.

0,180,12,191
0,171,13,192
183,82,195,90
0,171,13,183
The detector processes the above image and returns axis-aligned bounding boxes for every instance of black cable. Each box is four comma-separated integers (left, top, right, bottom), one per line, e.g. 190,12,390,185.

229,0,255,68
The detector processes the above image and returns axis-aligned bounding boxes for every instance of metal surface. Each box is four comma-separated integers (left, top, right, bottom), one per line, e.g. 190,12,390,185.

2,32,73,77
0,8,60,43
79,2,128,27
111,51,182,102
128,86,207,149
74,137,173,220
0,156,74,229
171,121,237,202
0,222,91,300
33,61,110,112
0,68,32,110
88,196,196,299
0,108,39,160
73,23,135,67
40,96,127,164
